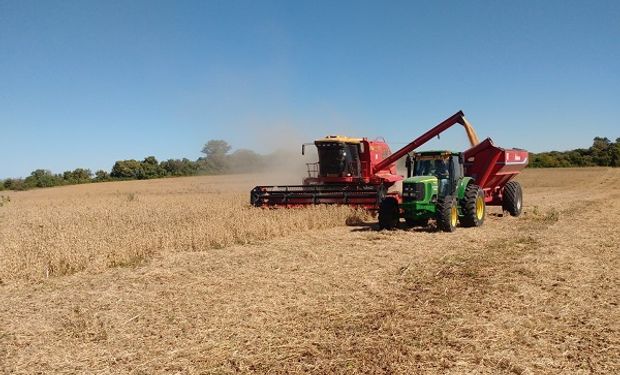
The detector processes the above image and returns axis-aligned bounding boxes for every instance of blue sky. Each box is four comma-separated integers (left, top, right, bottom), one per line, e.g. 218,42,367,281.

1,0,618,178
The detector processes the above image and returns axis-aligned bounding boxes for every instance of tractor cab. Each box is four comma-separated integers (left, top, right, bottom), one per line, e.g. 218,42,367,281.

405,151,463,198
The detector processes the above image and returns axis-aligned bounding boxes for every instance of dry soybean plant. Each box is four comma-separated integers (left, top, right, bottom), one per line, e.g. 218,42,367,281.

0,195,10,207
0,178,368,282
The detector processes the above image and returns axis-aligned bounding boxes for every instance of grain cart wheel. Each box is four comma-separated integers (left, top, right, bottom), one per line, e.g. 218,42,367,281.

502,181,523,216
460,184,485,227
436,195,458,232
378,197,399,230
405,217,429,228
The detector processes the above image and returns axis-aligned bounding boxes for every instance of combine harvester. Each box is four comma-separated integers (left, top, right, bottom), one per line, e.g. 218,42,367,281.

251,111,528,231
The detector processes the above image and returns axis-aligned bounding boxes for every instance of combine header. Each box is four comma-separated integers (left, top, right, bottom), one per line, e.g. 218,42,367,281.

251,111,528,223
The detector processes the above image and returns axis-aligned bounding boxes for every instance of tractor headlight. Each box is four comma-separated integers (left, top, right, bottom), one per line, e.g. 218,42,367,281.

403,184,416,199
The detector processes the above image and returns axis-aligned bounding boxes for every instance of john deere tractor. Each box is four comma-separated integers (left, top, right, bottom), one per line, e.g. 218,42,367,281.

378,151,485,232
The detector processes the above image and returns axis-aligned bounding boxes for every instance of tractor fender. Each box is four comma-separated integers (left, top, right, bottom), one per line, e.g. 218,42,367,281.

456,177,475,200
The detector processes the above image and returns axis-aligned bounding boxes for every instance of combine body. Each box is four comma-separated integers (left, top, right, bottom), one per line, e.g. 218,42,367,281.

303,136,400,186
251,136,401,209
251,111,528,212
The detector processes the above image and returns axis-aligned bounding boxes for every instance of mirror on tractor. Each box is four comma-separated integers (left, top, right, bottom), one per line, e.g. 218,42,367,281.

405,154,413,177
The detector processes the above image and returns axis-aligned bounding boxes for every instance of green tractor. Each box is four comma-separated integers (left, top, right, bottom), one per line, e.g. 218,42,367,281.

378,151,486,232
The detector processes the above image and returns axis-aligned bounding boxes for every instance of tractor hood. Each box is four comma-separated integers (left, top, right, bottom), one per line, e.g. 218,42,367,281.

402,176,439,202
404,176,438,185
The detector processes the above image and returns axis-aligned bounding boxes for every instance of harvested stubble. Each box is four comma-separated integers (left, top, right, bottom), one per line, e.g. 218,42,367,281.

0,175,367,282
0,169,618,374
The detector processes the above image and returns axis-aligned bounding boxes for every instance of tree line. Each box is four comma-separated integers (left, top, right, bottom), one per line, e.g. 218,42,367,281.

530,137,620,168
2,137,619,191
0,140,268,191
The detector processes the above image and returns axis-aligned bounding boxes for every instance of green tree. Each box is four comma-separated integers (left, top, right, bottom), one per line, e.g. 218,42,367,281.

63,168,92,184
591,137,612,166
111,160,144,179
567,151,584,167
94,170,110,181
160,158,199,176
202,139,231,158
611,138,620,167
530,136,619,168
141,156,164,179
201,140,231,173
3,178,30,190
24,169,63,188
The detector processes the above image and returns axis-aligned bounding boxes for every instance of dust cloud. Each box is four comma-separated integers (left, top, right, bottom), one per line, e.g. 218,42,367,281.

232,120,318,186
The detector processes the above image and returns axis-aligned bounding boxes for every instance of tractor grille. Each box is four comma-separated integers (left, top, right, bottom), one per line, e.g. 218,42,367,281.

403,183,425,201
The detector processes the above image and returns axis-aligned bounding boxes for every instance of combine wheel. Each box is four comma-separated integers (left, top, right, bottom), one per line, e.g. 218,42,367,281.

378,197,399,230
436,195,458,232
250,187,262,207
460,184,485,227
502,181,523,216
405,218,429,228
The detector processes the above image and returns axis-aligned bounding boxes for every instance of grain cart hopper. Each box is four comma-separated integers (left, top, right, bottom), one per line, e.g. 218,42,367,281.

250,111,482,209
378,132,528,231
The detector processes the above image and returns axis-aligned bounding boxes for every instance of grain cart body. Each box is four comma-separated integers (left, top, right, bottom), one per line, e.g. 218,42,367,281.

463,138,528,205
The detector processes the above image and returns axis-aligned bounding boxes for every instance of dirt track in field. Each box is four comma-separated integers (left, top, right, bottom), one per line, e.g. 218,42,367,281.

1,168,619,374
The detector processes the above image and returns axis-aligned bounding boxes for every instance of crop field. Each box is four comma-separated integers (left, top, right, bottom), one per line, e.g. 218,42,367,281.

0,168,618,374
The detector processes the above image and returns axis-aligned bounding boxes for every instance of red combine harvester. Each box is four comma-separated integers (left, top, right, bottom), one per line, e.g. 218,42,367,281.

250,136,403,209
250,111,528,212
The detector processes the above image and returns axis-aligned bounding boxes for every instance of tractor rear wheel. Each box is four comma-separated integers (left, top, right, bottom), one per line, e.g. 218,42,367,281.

436,195,458,232
502,181,523,216
460,184,485,227
405,217,429,228
378,197,399,230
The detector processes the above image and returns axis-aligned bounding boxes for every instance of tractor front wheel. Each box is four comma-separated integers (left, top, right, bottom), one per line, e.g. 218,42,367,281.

460,184,485,227
436,195,458,232
502,181,523,216
378,197,399,230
